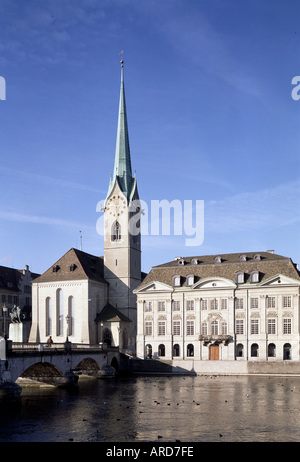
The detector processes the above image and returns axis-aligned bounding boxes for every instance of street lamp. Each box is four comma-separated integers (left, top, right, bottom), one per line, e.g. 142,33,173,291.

2,304,7,339
65,314,70,342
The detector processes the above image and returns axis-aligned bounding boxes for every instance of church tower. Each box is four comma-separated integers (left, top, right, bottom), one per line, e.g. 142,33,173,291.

103,60,141,345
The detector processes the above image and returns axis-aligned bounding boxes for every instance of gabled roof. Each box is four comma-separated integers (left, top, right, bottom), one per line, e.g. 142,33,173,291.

0,266,40,292
32,248,107,284
138,251,300,289
95,303,131,323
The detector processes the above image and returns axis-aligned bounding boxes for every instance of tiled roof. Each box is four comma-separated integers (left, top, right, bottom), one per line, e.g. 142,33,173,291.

138,251,300,288
95,303,132,323
0,266,40,292
32,248,107,284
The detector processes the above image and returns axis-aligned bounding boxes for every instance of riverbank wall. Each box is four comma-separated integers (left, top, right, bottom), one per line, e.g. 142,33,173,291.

127,358,300,376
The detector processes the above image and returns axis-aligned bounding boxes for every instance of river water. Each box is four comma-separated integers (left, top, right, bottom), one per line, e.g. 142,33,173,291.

0,374,299,443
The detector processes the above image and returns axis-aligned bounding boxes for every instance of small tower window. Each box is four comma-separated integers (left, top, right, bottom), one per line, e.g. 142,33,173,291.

111,221,121,241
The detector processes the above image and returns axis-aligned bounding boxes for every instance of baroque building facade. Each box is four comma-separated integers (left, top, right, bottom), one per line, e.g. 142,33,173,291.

134,251,300,362
29,62,142,354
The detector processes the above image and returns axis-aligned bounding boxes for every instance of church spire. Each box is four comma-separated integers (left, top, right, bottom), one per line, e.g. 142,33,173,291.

106,59,134,202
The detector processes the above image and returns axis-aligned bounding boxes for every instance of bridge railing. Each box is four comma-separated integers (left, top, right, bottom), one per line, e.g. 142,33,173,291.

10,342,119,352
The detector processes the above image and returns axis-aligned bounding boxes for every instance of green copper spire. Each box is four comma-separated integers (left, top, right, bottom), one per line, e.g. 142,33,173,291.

106,60,134,202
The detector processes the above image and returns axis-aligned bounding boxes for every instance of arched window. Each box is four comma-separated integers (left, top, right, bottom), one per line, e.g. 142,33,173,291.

283,343,291,360
56,289,63,336
45,297,52,336
158,344,165,357
236,343,244,357
173,344,180,357
187,344,194,357
146,344,152,359
268,343,276,357
111,221,121,241
103,328,112,346
251,343,259,357
68,296,74,336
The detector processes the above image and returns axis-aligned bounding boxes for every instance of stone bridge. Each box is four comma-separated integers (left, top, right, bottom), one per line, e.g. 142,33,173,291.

0,340,126,400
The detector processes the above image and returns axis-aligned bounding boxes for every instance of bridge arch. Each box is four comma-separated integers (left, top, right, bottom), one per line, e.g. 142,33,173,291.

74,357,101,376
17,361,65,385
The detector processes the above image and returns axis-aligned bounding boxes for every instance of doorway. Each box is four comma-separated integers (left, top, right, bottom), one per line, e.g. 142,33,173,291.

209,344,219,360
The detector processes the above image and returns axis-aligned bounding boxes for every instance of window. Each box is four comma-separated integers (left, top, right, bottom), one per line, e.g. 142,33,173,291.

187,275,194,286
236,343,244,357
173,344,180,357
173,275,181,287
236,319,244,334
251,271,259,283
268,343,276,357
158,344,165,356
173,301,180,311
211,320,218,335
283,296,292,308
158,321,166,336
251,343,259,357
201,322,208,335
210,299,218,310
145,322,152,336
221,322,228,335
186,320,195,336
56,289,63,336
250,297,258,309
158,301,165,311
201,299,207,310
46,297,52,336
236,298,244,310
187,344,194,357
186,300,194,310
221,299,227,310
103,328,112,345
173,321,181,336
145,301,153,312
267,297,276,309
283,318,292,334
268,318,276,335
146,344,152,358
111,221,121,241
251,319,259,335
68,296,74,336
236,272,244,283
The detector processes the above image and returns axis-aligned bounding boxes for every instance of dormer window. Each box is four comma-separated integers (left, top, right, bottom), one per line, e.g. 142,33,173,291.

214,256,222,264
52,265,60,273
187,275,194,286
251,271,259,283
254,254,261,261
191,258,198,265
69,264,77,272
173,275,181,287
239,254,247,262
236,272,244,283
178,259,185,266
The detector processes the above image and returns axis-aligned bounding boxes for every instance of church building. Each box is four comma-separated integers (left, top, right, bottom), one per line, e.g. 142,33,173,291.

29,61,142,354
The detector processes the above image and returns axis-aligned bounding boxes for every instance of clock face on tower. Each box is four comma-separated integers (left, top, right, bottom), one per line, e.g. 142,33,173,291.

106,195,127,217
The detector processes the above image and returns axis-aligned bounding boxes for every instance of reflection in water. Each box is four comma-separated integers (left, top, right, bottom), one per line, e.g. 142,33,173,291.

0,375,300,442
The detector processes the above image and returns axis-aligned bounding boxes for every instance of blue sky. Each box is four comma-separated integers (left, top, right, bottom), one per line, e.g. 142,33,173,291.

0,0,300,275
